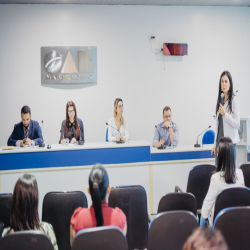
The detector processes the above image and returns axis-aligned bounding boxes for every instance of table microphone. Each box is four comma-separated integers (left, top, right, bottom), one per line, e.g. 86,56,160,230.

155,125,166,149
194,125,211,148
106,122,125,144
78,121,84,145
39,120,45,147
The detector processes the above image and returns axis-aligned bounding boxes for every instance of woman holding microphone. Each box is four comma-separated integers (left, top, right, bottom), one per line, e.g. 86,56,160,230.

212,71,240,162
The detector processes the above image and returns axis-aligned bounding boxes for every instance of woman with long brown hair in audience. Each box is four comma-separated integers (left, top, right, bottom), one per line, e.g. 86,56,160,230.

2,174,58,250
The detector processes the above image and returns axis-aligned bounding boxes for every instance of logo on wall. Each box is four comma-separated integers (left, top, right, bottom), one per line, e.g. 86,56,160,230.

41,46,97,84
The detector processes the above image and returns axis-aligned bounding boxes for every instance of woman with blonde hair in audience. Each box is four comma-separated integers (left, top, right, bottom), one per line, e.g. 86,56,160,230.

2,174,58,250
183,227,228,250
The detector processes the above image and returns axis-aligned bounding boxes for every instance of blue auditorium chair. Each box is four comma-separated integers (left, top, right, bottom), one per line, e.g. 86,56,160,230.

106,128,108,142
202,130,215,144
72,226,128,250
0,230,53,250
214,207,250,250
148,211,198,250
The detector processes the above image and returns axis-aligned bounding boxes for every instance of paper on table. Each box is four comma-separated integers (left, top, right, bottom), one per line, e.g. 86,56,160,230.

2,146,14,150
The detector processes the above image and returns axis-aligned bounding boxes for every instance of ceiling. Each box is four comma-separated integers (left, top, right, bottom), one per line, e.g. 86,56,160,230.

0,0,250,6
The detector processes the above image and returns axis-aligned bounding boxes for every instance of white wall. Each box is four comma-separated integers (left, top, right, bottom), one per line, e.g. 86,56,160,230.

0,4,250,147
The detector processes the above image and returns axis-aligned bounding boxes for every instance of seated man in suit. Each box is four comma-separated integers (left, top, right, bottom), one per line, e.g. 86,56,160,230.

153,106,179,148
7,105,43,147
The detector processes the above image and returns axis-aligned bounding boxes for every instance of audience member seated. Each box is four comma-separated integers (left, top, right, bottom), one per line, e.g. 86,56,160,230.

70,163,127,245
1,174,58,250
201,137,245,227
183,227,228,250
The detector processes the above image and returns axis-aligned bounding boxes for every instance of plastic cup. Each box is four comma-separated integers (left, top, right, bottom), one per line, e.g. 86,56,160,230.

65,138,69,146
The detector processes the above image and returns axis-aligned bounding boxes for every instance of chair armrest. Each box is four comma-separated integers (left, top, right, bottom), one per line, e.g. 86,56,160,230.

175,186,183,192
148,213,151,223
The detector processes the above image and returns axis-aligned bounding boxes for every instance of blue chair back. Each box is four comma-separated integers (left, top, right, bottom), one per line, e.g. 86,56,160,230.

0,193,12,228
214,207,250,250
0,230,54,250
72,226,128,250
106,127,108,142
202,130,215,144
148,211,198,250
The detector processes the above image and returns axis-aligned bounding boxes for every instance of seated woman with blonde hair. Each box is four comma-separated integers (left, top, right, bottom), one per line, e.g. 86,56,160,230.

108,98,129,142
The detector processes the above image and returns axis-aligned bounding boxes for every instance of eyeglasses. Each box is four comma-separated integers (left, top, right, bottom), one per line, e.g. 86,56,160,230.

68,110,75,115
118,105,124,108
163,115,172,119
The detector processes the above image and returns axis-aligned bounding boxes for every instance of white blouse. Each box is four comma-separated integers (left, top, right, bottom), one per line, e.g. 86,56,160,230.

107,117,129,142
201,168,245,226
214,95,240,146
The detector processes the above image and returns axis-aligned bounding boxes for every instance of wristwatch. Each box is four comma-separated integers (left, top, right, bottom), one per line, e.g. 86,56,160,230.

168,125,172,129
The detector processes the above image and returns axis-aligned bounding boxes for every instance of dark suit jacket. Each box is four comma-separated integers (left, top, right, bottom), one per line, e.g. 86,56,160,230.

7,120,43,146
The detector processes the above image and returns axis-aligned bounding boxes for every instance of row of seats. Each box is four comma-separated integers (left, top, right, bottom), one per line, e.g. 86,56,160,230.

1,207,250,250
1,163,250,250
0,186,148,250
2,186,250,250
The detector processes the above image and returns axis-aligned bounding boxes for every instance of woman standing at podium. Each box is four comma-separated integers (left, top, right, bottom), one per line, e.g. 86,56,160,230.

212,71,240,162
107,98,129,142
60,101,84,144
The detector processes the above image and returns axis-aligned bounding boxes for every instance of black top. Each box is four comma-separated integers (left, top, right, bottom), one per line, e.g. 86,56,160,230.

216,113,224,145
60,118,84,143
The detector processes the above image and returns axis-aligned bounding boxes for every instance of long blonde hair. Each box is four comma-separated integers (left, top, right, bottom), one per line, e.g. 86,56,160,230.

114,98,124,126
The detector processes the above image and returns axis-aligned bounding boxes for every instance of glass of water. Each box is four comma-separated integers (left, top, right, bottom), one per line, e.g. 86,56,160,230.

65,138,69,146
31,141,35,148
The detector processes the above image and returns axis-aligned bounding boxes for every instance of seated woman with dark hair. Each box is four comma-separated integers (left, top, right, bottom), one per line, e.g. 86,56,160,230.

2,174,58,250
70,163,127,245
201,137,245,227
60,101,84,144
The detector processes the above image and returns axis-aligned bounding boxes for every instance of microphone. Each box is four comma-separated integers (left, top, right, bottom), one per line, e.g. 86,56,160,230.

39,120,45,147
194,125,211,148
78,121,84,145
218,92,225,121
220,93,224,105
155,125,166,149
106,122,125,144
